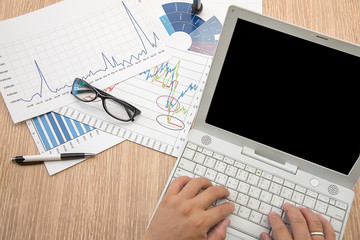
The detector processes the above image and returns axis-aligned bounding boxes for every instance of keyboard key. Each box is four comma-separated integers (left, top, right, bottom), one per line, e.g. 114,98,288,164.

271,206,283,216
258,178,271,190
261,171,273,180
306,190,318,198
213,153,224,160
236,193,249,205
224,157,235,165
214,161,227,173
179,158,196,172
236,169,249,181
314,200,328,214
330,218,343,232
186,142,198,150
227,188,238,202
226,177,240,190
225,165,238,177
202,148,213,156
246,174,259,185
248,186,261,199
271,195,284,208
228,214,270,237
272,176,284,185
291,191,305,204
234,161,246,169
335,201,348,210
215,173,228,185
259,190,273,203
182,148,195,160
194,164,206,176
245,165,256,174
204,168,217,181
295,185,306,194
269,182,282,195
260,215,271,229
259,202,272,215
238,182,250,194
238,206,251,219
226,227,258,240
303,196,316,209
193,152,206,164
318,194,330,203
280,187,293,200
174,168,194,178
249,211,263,224
327,205,345,221
248,198,261,211
284,180,295,189
204,156,216,168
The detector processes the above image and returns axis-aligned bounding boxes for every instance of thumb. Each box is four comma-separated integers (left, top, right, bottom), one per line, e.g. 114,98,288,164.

207,218,230,240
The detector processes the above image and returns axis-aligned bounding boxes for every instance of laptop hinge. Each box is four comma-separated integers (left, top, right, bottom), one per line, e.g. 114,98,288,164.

242,147,298,174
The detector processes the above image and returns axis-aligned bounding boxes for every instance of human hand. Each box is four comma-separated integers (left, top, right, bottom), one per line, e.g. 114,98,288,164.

141,176,235,240
260,203,336,240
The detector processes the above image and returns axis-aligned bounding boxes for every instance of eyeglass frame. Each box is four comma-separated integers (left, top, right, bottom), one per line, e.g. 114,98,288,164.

71,78,141,122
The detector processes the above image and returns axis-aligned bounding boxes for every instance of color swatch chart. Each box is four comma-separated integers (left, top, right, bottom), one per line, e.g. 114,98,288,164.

160,2,222,56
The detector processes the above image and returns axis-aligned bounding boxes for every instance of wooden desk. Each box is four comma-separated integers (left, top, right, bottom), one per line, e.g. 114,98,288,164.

0,0,359,239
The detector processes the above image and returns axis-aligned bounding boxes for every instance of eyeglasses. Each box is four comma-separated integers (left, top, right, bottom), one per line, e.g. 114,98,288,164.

71,78,141,122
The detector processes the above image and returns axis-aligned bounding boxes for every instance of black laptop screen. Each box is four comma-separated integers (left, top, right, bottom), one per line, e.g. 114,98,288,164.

206,18,360,175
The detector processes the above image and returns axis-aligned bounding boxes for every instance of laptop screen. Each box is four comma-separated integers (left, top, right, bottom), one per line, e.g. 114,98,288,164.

206,18,360,175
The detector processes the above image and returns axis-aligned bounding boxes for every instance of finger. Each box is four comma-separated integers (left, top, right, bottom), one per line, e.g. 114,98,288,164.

318,214,336,240
268,211,292,240
165,176,191,196
260,232,273,240
299,207,324,239
206,202,234,227
207,218,230,240
195,185,230,208
283,203,311,240
179,177,213,199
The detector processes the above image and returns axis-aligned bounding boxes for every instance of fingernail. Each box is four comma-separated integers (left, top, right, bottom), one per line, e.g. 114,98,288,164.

260,232,272,240
225,218,231,228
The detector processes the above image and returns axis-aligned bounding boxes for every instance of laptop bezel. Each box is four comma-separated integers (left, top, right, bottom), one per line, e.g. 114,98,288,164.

194,6,360,189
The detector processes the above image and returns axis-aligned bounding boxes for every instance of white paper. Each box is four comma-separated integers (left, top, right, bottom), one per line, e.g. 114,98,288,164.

0,0,169,123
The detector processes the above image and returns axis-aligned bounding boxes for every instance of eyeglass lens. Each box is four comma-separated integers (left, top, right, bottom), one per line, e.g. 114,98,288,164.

104,98,136,120
72,79,97,102
72,78,138,121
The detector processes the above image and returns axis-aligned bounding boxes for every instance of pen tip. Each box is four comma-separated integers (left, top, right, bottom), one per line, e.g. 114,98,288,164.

85,153,96,158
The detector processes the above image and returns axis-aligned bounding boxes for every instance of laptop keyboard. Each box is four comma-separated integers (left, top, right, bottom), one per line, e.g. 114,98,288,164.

171,142,347,240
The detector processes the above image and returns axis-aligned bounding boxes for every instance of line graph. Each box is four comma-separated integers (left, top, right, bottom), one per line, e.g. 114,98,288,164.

56,47,212,157
0,0,168,123
20,60,72,102
140,60,198,130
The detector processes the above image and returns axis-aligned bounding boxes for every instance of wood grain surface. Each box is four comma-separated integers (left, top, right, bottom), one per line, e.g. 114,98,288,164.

0,0,359,239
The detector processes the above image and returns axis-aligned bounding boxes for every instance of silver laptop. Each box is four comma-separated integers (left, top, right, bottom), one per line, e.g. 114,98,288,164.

152,6,360,240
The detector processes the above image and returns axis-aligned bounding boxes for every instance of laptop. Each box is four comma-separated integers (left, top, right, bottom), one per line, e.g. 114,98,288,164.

151,6,360,240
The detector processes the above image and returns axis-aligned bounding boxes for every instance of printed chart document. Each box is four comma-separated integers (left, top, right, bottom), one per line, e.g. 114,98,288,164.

26,112,124,175
0,0,169,123
56,46,211,157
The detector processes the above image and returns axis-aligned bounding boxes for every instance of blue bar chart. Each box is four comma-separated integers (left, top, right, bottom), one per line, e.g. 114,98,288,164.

28,112,94,152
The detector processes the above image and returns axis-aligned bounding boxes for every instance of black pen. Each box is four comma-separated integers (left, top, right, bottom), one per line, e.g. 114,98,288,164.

11,153,95,165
